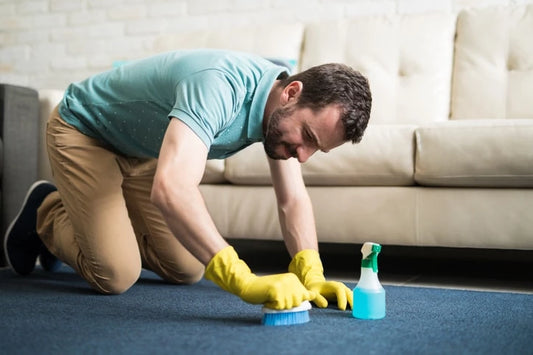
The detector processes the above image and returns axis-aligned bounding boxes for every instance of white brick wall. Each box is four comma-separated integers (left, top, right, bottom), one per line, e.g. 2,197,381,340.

0,0,531,90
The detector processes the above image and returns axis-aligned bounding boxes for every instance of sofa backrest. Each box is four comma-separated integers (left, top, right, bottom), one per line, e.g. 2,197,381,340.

299,13,456,125
451,5,533,119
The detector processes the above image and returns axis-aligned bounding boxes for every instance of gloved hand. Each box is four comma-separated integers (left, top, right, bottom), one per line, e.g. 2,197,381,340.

204,246,316,310
289,249,353,311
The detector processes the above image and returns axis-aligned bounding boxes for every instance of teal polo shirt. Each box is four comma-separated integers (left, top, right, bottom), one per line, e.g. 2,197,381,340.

59,49,287,159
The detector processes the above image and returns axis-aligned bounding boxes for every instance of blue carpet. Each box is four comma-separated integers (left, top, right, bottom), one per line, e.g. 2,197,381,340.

0,265,531,355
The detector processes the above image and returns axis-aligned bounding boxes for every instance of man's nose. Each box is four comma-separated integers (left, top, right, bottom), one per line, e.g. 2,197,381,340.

296,146,317,163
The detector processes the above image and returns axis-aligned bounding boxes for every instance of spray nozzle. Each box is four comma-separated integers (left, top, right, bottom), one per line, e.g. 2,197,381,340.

360,242,381,272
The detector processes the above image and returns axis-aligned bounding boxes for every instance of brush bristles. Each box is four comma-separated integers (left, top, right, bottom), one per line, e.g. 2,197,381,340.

261,301,312,326
262,310,310,326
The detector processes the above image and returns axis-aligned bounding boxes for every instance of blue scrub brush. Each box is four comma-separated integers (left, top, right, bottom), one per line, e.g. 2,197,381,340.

261,300,312,326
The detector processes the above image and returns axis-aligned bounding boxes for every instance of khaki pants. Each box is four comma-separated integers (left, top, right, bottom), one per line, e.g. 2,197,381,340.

37,106,204,294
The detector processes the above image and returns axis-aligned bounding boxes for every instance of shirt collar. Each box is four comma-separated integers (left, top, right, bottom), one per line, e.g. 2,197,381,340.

247,66,287,141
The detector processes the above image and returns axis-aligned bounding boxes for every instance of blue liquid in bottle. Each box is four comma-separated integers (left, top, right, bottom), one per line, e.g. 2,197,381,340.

353,286,386,319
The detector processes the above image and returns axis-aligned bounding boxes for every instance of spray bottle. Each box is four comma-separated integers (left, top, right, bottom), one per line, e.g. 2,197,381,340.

352,242,386,319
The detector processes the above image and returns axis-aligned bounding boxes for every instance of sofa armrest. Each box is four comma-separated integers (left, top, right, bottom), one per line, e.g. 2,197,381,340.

0,84,40,266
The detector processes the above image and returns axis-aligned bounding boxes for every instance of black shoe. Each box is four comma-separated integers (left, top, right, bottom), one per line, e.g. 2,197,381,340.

4,180,59,275
39,246,62,272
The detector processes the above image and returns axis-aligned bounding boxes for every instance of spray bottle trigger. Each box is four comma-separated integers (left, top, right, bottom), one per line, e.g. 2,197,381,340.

361,242,381,272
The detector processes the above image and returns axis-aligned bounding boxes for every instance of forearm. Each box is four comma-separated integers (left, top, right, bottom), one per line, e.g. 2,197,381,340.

268,157,319,257
151,182,228,265
278,193,319,257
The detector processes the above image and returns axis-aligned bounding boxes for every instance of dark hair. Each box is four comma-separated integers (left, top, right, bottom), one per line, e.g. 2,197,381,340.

278,63,372,143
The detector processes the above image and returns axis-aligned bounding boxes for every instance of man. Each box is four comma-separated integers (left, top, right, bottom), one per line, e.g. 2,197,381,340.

4,49,371,312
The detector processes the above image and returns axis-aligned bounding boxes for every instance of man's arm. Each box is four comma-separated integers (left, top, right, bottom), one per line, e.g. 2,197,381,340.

267,157,318,257
151,117,228,265
151,118,316,309
268,155,353,310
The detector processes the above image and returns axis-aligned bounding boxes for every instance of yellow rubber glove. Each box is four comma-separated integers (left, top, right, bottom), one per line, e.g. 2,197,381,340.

205,246,316,310
289,249,353,311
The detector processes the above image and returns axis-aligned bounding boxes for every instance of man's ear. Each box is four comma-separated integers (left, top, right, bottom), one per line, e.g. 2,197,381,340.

280,81,303,106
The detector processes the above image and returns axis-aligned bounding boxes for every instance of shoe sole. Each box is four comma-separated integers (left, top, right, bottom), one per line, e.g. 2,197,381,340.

3,180,56,273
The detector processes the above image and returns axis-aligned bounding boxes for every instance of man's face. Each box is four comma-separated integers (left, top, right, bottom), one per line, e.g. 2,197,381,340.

263,104,345,163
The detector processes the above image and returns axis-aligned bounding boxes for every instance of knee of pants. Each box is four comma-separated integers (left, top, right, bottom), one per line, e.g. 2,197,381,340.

93,263,142,295
165,263,205,286
181,264,205,285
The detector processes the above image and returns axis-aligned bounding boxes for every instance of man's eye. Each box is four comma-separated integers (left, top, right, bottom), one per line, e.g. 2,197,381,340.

306,131,319,149
305,130,313,142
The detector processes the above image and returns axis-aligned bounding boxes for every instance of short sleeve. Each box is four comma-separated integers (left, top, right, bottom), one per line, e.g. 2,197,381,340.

169,70,242,149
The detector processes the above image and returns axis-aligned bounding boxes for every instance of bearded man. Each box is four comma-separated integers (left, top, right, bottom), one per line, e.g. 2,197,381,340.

5,49,371,313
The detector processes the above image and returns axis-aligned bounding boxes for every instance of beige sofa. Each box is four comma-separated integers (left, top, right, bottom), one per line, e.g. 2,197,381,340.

38,5,533,252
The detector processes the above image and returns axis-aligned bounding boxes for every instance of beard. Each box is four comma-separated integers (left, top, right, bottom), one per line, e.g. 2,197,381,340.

263,106,295,160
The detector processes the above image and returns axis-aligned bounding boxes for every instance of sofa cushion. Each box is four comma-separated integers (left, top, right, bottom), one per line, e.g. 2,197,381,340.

201,184,420,245
452,5,533,119
224,125,416,186
415,120,533,187
300,13,455,125
417,188,533,249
